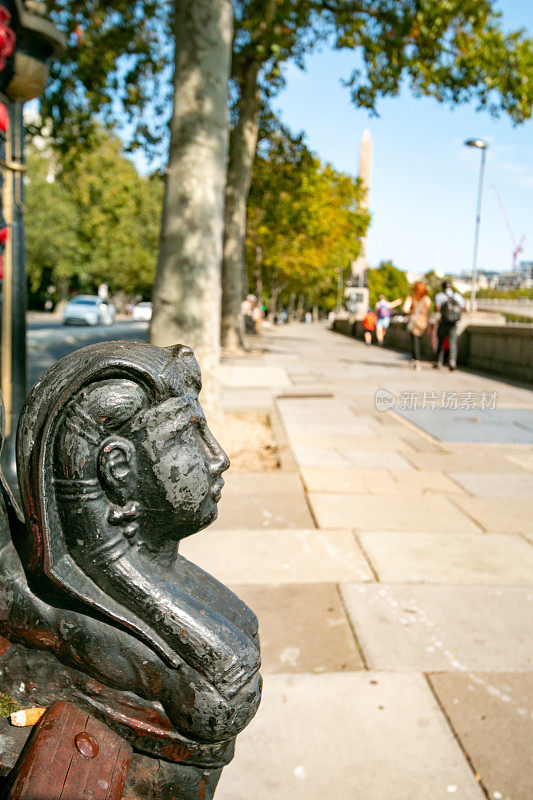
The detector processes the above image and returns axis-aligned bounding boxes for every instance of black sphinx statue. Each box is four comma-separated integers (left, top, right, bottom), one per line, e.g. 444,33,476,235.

0,341,261,798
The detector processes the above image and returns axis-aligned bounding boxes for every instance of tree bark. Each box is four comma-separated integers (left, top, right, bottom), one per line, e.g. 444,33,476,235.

254,245,263,303
269,280,288,320
288,293,296,319
269,287,280,318
150,0,233,416
220,61,261,351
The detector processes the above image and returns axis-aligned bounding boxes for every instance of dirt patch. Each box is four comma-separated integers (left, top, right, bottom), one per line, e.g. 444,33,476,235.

212,412,279,472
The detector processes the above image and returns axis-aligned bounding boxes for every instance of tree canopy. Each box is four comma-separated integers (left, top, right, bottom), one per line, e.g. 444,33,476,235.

368,260,410,307
25,131,163,307
40,0,171,157
40,1,533,155
246,120,369,311
34,1,533,348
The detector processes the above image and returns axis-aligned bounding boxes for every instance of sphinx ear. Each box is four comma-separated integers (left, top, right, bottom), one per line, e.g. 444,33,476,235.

98,437,136,505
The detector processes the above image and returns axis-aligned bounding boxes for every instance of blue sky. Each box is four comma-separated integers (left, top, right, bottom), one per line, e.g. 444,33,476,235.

273,0,533,276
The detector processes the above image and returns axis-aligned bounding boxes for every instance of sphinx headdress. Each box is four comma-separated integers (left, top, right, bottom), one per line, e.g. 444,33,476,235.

15,340,202,667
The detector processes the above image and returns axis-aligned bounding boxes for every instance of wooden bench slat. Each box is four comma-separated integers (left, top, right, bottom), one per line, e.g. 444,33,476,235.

7,701,132,800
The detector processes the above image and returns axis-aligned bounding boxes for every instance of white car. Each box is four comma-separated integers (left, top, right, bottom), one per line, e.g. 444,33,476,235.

132,301,153,321
62,296,115,326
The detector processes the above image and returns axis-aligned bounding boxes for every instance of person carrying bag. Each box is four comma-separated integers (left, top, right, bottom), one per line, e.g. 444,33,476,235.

403,282,431,370
433,280,465,371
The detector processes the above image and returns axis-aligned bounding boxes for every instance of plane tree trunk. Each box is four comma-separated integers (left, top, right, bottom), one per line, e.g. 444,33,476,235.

150,0,233,416
220,0,280,352
220,61,261,352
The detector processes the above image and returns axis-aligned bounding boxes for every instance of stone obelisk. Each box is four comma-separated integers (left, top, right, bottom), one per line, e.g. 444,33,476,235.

350,128,372,285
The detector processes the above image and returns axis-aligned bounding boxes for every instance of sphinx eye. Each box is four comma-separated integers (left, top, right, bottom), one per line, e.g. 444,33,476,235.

168,417,197,440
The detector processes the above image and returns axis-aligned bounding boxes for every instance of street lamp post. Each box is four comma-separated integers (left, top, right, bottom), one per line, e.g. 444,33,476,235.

464,138,488,313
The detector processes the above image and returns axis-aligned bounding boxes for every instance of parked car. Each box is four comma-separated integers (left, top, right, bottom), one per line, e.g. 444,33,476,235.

132,301,153,321
62,296,116,326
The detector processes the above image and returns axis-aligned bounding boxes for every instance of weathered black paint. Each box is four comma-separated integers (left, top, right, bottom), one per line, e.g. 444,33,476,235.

0,341,262,796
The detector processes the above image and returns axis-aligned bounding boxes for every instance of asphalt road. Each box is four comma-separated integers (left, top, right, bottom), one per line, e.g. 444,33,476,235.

27,319,149,388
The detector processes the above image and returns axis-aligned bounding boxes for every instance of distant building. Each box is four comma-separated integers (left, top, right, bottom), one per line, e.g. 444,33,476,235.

450,272,494,294
496,261,533,290
518,261,533,287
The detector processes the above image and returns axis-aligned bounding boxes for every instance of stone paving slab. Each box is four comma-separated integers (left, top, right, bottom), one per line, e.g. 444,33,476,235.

382,470,465,496
222,386,276,411
341,584,533,671
340,449,416,470
428,672,533,800
278,401,378,438
300,466,464,495
440,442,533,455
289,374,325,384
216,673,486,800
386,470,466,495
301,466,399,494
292,445,352,467
352,393,393,409
450,471,533,497
278,397,357,419
180,528,374,584
506,452,533,472
392,431,447,454
232,583,363,673
452,497,533,534
309,494,480,533
396,407,533,444
279,402,363,419
284,412,380,431
360,532,533,583
219,364,290,388
287,433,409,450
212,472,315,529
283,424,376,438
294,447,413,470
403,451,530,474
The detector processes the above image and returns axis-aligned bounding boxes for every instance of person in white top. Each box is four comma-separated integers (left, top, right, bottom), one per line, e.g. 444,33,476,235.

374,295,402,345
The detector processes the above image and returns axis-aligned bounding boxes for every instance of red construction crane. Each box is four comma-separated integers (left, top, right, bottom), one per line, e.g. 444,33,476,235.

493,185,526,270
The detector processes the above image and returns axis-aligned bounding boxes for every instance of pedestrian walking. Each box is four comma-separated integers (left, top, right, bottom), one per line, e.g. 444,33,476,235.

241,294,257,334
403,282,431,370
363,309,377,346
374,295,402,345
433,280,465,371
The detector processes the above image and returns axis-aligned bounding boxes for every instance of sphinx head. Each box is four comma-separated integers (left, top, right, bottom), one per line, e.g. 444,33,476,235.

17,342,229,575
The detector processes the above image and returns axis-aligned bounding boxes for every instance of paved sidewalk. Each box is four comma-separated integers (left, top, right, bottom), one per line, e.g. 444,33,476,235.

181,323,533,800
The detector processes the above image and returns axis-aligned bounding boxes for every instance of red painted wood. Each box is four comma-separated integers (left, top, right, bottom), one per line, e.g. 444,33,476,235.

7,701,132,800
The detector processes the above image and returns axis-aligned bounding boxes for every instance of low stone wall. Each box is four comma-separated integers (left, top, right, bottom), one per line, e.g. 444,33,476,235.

333,317,533,383
466,324,533,383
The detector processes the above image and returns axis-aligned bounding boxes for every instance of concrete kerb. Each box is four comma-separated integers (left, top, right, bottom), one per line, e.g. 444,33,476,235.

269,398,299,473
386,409,445,456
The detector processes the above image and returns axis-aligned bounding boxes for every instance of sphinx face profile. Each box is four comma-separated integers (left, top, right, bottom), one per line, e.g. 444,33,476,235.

49,344,229,555
134,396,229,536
